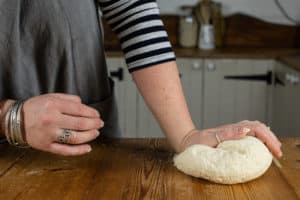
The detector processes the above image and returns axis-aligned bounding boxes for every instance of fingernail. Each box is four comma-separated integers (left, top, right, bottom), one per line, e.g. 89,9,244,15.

243,127,251,134
87,147,92,153
96,131,100,137
95,111,100,117
100,121,105,128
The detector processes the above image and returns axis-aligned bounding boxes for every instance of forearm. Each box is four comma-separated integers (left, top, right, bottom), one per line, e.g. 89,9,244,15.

99,0,195,151
132,61,195,152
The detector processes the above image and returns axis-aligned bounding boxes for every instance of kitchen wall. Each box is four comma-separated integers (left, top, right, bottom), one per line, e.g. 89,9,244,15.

157,0,300,26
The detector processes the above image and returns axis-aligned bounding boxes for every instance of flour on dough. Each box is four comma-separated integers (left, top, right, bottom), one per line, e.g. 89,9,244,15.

173,136,273,184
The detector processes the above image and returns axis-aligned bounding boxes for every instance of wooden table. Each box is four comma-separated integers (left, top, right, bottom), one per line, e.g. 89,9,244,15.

0,138,299,200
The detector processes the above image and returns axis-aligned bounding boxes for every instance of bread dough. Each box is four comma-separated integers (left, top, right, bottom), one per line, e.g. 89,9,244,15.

173,136,272,184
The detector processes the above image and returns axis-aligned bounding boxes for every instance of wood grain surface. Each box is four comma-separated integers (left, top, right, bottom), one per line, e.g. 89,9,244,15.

103,14,300,50
0,138,299,200
107,48,300,73
107,48,300,59
278,55,300,73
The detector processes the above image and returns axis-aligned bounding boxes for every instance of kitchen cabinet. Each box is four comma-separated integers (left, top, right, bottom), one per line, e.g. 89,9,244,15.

136,92,163,137
107,57,278,137
107,58,203,138
271,61,300,137
179,59,203,130
136,58,203,137
106,58,137,137
202,59,274,128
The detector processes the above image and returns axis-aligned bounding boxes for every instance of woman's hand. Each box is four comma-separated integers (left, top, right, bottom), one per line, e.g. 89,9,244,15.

19,93,103,156
180,120,282,158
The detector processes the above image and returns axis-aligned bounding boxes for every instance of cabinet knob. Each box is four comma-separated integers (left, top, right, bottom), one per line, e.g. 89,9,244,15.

206,62,216,71
192,62,201,70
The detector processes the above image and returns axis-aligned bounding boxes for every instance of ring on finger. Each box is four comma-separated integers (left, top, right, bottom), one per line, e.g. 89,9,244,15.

58,129,72,144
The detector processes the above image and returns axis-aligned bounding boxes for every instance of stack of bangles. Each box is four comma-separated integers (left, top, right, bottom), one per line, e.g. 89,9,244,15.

3,100,30,148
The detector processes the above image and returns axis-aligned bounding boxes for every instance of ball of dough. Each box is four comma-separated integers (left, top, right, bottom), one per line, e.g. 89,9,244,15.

173,136,272,184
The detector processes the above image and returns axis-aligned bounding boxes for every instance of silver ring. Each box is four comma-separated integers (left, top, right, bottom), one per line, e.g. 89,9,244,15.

215,132,222,145
58,129,72,144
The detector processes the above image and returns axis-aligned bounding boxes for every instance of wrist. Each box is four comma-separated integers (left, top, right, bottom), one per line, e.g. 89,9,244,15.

2,100,29,148
179,128,199,152
179,128,220,152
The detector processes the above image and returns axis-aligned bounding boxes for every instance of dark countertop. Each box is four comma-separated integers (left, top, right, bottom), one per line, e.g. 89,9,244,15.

0,138,299,199
278,55,300,72
106,48,300,72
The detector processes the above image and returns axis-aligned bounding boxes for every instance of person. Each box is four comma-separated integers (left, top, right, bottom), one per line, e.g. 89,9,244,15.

0,0,282,158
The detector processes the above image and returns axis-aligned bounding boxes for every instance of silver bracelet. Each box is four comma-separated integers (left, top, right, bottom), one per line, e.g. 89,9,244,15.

4,103,14,145
13,101,27,147
15,101,25,145
10,101,19,145
4,100,29,148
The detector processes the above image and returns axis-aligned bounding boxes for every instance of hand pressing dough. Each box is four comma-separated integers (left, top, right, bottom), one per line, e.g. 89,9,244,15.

174,136,272,184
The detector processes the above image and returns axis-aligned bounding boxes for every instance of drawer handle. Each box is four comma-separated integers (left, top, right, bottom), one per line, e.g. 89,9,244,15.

224,71,285,86
110,68,124,81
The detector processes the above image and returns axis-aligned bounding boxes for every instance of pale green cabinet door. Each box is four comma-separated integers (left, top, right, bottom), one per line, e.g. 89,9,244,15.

202,59,273,129
136,58,203,137
272,61,300,137
178,59,203,130
106,58,137,137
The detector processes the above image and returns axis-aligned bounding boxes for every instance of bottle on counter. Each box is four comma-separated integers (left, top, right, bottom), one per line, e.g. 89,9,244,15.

193,0,224,50
199,24,215,50
179,7,199,48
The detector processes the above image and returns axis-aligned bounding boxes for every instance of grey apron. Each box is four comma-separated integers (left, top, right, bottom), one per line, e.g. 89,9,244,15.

0,0,121,137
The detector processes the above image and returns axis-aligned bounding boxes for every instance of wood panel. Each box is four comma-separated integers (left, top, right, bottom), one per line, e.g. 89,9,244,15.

223,14,300,48
103,14,300,50
0,138,299,199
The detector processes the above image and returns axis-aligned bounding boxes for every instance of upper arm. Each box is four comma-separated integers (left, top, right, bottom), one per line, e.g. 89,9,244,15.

98,0,176,72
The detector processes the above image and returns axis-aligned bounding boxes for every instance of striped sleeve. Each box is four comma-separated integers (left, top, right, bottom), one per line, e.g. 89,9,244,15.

98,0,176,72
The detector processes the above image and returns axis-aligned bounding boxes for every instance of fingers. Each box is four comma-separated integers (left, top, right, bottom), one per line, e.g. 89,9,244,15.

54,129,100,145
267,127,282,146
49,93,82,103
49,143,92,156
246,122,282,158
21,94,103,157
58,115,103,131
214,120,282,158
218,126,249,142
56,100,100,118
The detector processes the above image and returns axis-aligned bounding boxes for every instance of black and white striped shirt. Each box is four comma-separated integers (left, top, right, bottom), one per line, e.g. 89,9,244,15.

98,0,176,72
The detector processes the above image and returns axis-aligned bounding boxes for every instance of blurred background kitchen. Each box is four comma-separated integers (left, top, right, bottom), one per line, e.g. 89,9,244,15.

103,0,300,138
